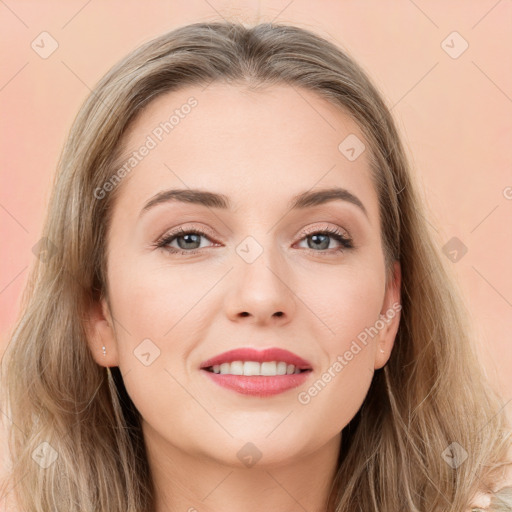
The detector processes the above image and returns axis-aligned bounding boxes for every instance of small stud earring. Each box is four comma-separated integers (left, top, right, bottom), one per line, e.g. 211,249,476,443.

102,345,106,356
380,348,385,353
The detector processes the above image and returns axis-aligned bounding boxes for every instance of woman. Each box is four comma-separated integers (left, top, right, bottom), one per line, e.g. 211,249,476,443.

1,21,511,512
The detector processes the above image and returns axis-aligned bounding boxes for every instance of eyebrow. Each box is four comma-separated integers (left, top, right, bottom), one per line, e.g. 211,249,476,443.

140,186,369,219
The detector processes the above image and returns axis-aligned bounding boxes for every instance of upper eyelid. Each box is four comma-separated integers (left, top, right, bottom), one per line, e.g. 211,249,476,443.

300,223,351,239
157,223,353,248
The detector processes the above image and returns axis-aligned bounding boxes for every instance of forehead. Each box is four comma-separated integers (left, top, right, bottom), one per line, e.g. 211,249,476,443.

111,82,378,221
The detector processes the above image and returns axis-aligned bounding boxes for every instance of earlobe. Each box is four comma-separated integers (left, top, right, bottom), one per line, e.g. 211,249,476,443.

83,296,119,367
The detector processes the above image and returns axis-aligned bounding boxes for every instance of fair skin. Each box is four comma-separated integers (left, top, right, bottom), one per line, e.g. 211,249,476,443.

86,83,401,512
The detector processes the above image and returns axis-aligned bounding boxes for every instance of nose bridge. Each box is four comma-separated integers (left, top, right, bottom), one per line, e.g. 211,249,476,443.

236,230,286,294
231,209,282,270
224,228,296,323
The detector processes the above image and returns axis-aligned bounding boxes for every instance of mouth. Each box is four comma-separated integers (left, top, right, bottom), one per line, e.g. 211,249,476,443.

199,347,313,396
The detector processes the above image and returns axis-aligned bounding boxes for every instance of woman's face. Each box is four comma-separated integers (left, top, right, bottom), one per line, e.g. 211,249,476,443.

88,83,401,468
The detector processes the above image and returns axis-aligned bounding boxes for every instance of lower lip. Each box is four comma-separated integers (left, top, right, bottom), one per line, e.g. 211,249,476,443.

201,369,311,397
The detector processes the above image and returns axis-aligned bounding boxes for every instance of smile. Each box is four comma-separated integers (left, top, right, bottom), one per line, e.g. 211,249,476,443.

204,360,308,376
200,347,313,396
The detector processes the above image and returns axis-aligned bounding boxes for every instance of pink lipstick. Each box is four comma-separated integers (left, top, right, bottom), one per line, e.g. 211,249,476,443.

200,347,313,397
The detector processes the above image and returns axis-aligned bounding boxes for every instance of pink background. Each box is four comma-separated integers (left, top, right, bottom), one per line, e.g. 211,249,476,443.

1,0,511,479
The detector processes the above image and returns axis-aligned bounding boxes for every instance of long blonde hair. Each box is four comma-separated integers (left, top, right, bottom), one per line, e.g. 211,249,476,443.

1,21,511,512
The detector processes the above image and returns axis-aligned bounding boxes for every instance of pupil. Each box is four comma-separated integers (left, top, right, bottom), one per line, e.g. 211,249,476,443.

310,234,329,250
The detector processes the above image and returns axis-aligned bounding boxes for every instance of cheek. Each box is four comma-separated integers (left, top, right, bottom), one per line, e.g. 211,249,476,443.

304,263,384,345
109,256,205,338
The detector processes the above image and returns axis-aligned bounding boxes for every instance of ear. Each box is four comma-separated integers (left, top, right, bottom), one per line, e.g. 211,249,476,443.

83,295,119,367
374,260,402,370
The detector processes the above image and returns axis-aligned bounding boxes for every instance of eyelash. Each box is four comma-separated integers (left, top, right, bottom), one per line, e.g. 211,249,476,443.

153,224,354,257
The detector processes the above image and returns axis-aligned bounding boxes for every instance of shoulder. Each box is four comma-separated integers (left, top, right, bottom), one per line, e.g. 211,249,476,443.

468,489,492,510
468,472,512,511
467,454,512,510
476,443,512,511
485,485,512,511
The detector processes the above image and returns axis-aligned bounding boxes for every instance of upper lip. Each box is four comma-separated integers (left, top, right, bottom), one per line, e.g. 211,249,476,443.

200,347,313,370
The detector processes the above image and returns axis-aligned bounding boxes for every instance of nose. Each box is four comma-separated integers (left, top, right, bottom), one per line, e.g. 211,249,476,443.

224,251,297,326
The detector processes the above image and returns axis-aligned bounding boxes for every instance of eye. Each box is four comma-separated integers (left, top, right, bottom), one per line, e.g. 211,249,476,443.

154,226,217,255
153,224,354,256
295,225,353,255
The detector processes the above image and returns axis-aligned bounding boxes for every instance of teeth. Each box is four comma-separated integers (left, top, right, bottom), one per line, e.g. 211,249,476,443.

230,361,243,375
209,361,304,376
244,361,260,376
277,362,287,375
